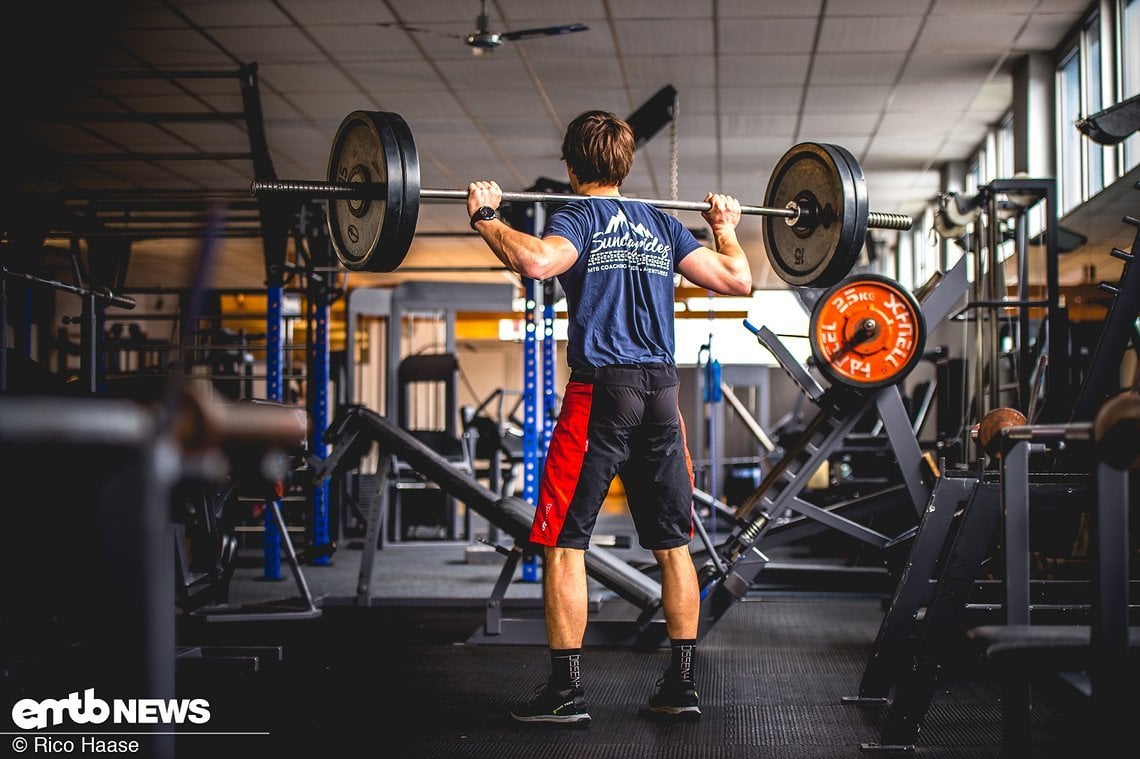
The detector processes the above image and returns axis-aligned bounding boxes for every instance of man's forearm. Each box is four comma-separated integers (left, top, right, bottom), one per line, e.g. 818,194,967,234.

476,220,557,279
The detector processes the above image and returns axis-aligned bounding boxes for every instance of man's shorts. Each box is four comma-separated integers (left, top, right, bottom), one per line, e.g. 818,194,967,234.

530,363,695,551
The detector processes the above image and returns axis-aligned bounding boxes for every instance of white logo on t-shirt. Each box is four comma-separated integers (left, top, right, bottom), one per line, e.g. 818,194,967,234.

587,209,671,277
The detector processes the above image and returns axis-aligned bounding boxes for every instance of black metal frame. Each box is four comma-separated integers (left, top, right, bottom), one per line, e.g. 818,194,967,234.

697,258,968,632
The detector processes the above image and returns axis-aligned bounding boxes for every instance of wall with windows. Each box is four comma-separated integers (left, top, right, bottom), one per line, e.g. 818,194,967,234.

885,0,1138,292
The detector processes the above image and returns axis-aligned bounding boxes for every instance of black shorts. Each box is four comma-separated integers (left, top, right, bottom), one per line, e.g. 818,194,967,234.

531,363,695,551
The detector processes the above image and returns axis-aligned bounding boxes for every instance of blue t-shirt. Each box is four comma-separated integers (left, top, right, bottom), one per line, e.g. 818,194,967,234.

543,197,702,369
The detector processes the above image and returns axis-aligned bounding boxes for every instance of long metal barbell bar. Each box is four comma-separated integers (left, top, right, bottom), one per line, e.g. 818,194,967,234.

251,179,912,232
249,110,913,286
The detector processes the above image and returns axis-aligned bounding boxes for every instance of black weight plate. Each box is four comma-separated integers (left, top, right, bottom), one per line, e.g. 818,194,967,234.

375,111,420,272
763,142,860,287
326,111,415,272
820,143,868,285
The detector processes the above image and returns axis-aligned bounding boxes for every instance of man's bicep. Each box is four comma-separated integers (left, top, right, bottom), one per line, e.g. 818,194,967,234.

541,235,580,277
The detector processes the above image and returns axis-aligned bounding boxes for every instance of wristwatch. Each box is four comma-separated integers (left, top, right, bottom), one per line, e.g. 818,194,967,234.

470,206,497,229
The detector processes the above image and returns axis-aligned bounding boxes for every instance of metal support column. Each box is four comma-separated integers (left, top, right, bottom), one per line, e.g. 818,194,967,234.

309,283,331,566
521,276,540,582
262,284,284,580
541,278,557,459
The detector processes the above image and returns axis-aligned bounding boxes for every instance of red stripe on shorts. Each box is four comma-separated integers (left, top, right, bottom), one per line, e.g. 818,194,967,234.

679,406,695,540
532,381,593,546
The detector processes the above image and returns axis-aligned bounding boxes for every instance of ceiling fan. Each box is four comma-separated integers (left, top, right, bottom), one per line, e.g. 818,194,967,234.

377,0,589,55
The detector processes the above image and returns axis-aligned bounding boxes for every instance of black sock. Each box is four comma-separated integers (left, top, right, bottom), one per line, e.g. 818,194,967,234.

669,639,696,683
550,648,582,691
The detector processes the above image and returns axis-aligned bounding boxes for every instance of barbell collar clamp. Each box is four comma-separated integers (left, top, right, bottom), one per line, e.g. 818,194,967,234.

783,200,803,228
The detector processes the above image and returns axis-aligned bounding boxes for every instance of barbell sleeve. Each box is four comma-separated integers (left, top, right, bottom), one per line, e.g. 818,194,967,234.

250,178,912,231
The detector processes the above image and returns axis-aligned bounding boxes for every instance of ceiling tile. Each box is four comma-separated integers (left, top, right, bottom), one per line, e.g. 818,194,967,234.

720,0,822,16
178,0,294,26
916,16,1030,54
818,16,926,54
900,52,1003,82
812,53,907,84
798,112,882,136
1013,13,1083,51
970,80,1014,111
803,85,892,112
826,0,930,14
278,0,399,25
117,28,239,66
718,55,811,87
931,0,1039,14
877,111,960,136
306,25,424,61
890,83,984,113
623,56,717,88
258,63,360,93
615,20,715,56
607,0,708,19
722,86,804,113
209,26,328,63
496,1,609,24
529,57,626,89
718,18,819,55
866,136,948,165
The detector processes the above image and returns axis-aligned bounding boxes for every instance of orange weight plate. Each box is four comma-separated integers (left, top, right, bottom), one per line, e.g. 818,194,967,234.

810,274,926,389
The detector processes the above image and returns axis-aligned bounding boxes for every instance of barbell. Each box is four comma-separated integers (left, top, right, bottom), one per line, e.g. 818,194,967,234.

250,110,913,287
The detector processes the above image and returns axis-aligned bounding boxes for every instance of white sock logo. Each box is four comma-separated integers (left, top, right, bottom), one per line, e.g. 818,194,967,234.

677,645,693,682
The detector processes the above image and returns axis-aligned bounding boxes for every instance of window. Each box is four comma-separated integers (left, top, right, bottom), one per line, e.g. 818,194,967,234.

1123,0,1139,171
1086,26,1105,195
1056,14,1107,215
995,113,1015,180
966,155,983,195
1058,47,1083,213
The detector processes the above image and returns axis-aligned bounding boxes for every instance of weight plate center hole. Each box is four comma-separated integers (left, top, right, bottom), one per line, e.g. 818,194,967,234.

347,164,370,217
789,191,818,238
842,305,892,356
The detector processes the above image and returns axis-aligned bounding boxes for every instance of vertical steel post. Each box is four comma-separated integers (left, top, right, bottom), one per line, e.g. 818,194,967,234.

519,201,548,582
309,286,331,566
521,276,540,582
541,278,556,464
263,284,283,580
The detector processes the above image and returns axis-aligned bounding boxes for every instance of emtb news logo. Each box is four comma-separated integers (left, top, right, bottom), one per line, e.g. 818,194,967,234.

11,689,211,730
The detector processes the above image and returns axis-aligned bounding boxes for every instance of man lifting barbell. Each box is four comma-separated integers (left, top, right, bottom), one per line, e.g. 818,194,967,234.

464,109,751,725
249,107,915,725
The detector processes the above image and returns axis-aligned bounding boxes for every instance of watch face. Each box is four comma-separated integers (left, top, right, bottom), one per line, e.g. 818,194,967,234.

471,207,496,228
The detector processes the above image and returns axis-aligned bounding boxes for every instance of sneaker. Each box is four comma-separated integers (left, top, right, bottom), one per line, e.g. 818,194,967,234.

510,682,591,724
648,675,700,718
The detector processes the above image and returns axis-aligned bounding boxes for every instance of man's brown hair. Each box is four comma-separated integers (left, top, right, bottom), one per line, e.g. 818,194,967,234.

561,110,635,186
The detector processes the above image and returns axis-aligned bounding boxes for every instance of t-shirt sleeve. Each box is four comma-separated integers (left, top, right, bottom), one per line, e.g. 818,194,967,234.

671,216,703,267
542,203,588,256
